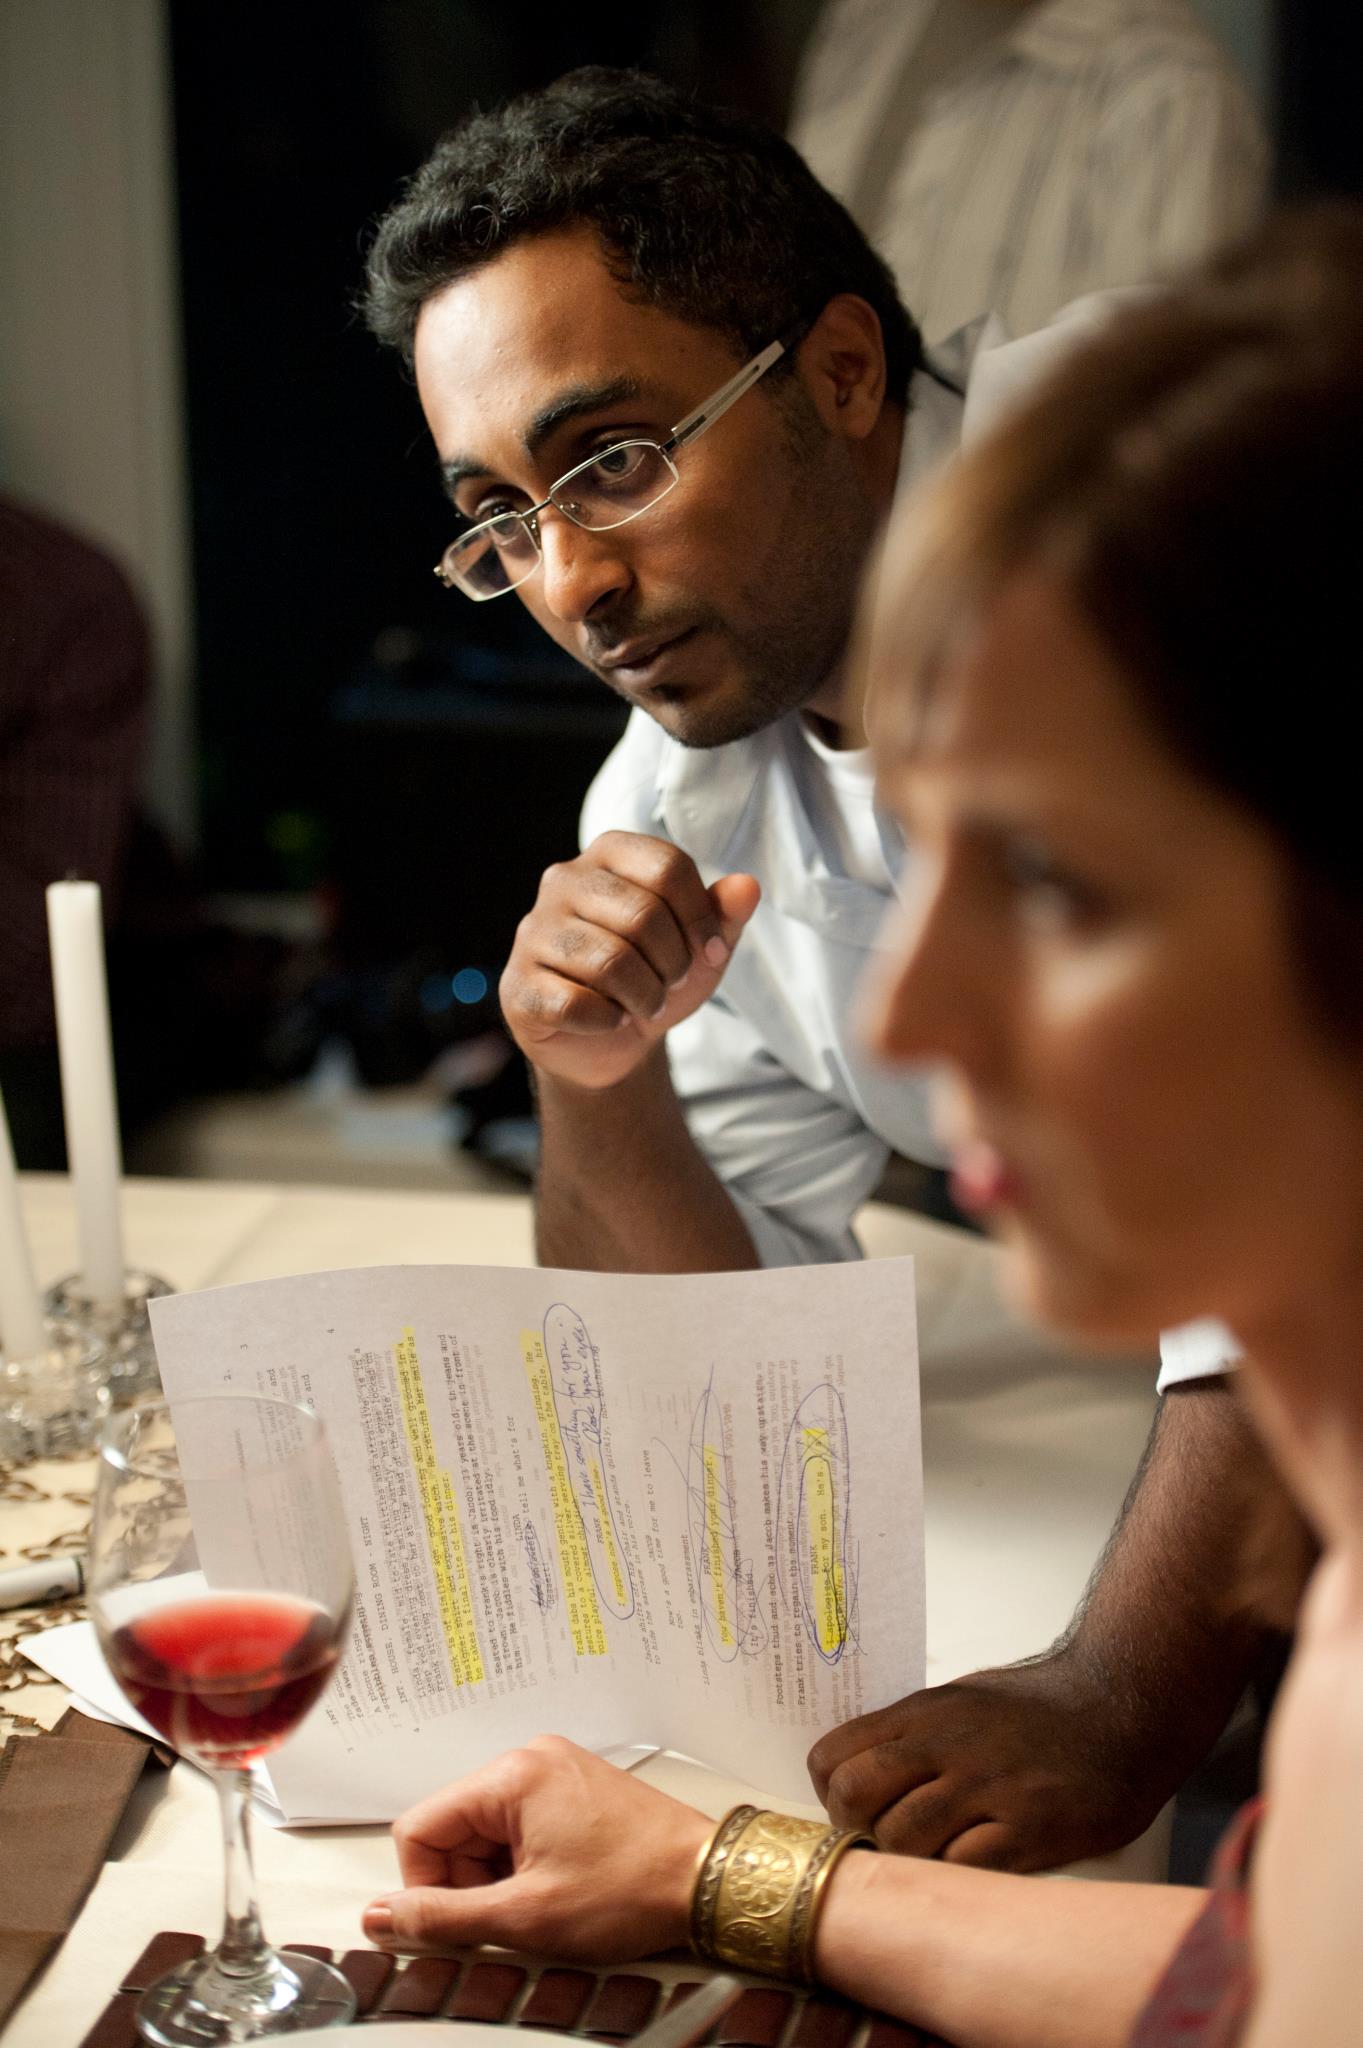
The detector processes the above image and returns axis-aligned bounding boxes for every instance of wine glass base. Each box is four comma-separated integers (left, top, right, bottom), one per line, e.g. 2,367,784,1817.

135,1951,357,2042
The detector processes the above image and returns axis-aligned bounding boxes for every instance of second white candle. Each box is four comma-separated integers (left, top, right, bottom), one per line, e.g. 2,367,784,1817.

47,880,126,1308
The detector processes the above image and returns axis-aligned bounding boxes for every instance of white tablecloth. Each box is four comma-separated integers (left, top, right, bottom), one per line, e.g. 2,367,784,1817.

3,1174,1165,2044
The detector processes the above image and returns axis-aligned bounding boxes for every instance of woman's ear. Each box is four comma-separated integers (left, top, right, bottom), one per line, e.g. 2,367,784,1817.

796,294,889,438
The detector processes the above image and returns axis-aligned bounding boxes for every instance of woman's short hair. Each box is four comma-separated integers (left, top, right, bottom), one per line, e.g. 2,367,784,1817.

871,203,1363,1048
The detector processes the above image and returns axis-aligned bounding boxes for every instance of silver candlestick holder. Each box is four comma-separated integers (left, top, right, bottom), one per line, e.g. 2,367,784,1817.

42,1267,174,1405
0,1318,111,1463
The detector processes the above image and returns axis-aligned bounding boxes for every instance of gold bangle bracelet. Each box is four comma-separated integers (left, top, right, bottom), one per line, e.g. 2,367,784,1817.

690,1805,759,1962
691,1807,874,1985
795,1824,872,1983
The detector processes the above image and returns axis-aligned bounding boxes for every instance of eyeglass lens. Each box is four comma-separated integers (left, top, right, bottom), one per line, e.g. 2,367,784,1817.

441,442,680,600
444,515,539,600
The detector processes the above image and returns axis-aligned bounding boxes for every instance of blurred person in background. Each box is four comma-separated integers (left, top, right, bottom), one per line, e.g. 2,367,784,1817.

363,67,1304,1873
0,497,150,1166
364,201,1363,2048
790,0,1268,347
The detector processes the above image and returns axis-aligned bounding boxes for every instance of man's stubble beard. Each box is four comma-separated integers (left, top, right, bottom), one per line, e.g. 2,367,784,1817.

645,439,877,750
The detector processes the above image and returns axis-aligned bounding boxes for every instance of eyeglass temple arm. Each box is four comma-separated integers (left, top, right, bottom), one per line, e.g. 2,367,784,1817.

665,339,786,452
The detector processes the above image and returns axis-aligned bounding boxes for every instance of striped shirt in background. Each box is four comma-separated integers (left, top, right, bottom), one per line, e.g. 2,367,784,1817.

789,0,1269,347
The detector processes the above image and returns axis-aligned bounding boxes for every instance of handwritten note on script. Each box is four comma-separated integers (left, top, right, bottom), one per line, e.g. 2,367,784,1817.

148,1259,922,1822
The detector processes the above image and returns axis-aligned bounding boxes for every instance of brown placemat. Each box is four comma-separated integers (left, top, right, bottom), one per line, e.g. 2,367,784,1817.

78,1937,951,2046
0,1712,167,2029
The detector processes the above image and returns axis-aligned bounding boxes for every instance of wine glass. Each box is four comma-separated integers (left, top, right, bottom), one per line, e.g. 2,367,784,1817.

88,1393,357,2043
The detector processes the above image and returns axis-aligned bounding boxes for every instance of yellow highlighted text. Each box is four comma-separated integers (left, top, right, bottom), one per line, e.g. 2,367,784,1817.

520,1331,608,1656
589,1457,629,1612
395,1328,485,1686
801,1426,847,1655
702,1444,734,1648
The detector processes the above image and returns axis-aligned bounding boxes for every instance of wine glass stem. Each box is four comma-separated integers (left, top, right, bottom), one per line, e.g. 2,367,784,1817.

214,1768,271,1976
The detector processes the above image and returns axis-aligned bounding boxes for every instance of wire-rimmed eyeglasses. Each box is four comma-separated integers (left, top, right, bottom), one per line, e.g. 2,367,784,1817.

434,338,785,602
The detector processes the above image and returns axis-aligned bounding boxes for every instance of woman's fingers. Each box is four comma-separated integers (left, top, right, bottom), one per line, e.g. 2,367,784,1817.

364,1877,521,1953
392,1751,529,1886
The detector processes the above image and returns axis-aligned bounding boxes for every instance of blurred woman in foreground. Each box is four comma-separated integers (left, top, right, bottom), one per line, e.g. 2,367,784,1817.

363,209,1363,2048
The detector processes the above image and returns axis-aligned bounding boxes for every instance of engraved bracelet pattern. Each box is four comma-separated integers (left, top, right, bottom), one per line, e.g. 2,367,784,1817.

690,1805,759,1962
692,1808,874,1985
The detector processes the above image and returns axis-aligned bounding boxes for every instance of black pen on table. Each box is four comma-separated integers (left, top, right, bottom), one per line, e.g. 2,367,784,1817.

0,1556,84,1610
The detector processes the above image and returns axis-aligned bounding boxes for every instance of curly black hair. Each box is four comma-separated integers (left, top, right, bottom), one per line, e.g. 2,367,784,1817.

363,66,920,406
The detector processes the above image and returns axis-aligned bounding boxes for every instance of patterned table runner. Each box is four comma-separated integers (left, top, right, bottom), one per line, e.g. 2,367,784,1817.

79,1936,950,2047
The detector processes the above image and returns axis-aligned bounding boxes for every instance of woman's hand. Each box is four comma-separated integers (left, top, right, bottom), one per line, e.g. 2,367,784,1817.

362,1735,713,1961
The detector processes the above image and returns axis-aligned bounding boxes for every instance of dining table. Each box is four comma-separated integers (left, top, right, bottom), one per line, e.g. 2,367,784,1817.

0,1171,1167,2045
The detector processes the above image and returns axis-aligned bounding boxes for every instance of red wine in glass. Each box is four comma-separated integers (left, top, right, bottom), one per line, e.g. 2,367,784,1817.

90,1393,357,2042
107,1591,346,1769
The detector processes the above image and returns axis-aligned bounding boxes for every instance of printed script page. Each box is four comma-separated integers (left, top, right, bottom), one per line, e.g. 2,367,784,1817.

148,1259,923,1821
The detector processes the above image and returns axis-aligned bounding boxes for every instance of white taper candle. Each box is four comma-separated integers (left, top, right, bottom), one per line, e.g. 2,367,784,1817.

46,880,126,1307
0,1084,46,1364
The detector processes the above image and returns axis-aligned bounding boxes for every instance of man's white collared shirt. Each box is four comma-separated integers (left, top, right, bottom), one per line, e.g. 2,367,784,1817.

579,323,1235,1386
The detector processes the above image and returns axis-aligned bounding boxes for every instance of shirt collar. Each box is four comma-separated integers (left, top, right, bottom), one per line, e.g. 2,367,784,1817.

654,717,772,872
653,712,906,941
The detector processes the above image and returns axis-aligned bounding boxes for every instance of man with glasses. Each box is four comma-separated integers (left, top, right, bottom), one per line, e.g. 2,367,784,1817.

433,339,787,607
362,67,1296,1875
